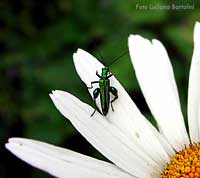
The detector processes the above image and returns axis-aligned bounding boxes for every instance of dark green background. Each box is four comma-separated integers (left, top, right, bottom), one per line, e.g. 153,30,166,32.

1,0,200,177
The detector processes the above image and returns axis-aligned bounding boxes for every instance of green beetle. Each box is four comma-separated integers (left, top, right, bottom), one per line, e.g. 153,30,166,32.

88,67,118,116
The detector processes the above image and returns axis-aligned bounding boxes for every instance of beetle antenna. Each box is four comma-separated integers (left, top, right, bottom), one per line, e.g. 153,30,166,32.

96,48,104,60
108,50,129,67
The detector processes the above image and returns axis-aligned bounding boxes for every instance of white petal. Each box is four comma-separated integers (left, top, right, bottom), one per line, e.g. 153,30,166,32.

128,35,189,150
188,22,200,143
144,118,175,157
50,90,162,178
6,138,134,178
73,49,174,163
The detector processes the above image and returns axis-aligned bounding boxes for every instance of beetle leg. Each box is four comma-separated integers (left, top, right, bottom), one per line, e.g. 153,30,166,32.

96,71,102,78
91,109,96,117
109,86,118,112
107,73,113,79
91,88,102,117
87,81,99,89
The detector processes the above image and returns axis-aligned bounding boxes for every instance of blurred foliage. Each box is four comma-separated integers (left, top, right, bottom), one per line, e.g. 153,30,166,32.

1,0,200,177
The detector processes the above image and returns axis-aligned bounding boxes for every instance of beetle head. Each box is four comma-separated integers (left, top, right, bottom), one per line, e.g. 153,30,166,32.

101,67,109,77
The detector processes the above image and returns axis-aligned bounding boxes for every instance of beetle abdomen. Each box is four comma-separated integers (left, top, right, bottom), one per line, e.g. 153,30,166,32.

99,79,110,116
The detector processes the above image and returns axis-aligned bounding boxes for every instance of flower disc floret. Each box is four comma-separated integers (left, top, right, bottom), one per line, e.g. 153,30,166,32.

162,143,200,178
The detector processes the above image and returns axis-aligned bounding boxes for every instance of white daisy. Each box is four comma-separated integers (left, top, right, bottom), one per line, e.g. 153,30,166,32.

5,21,200,178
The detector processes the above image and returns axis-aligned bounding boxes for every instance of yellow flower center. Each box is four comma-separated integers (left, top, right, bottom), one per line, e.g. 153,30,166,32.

161,143,200,178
